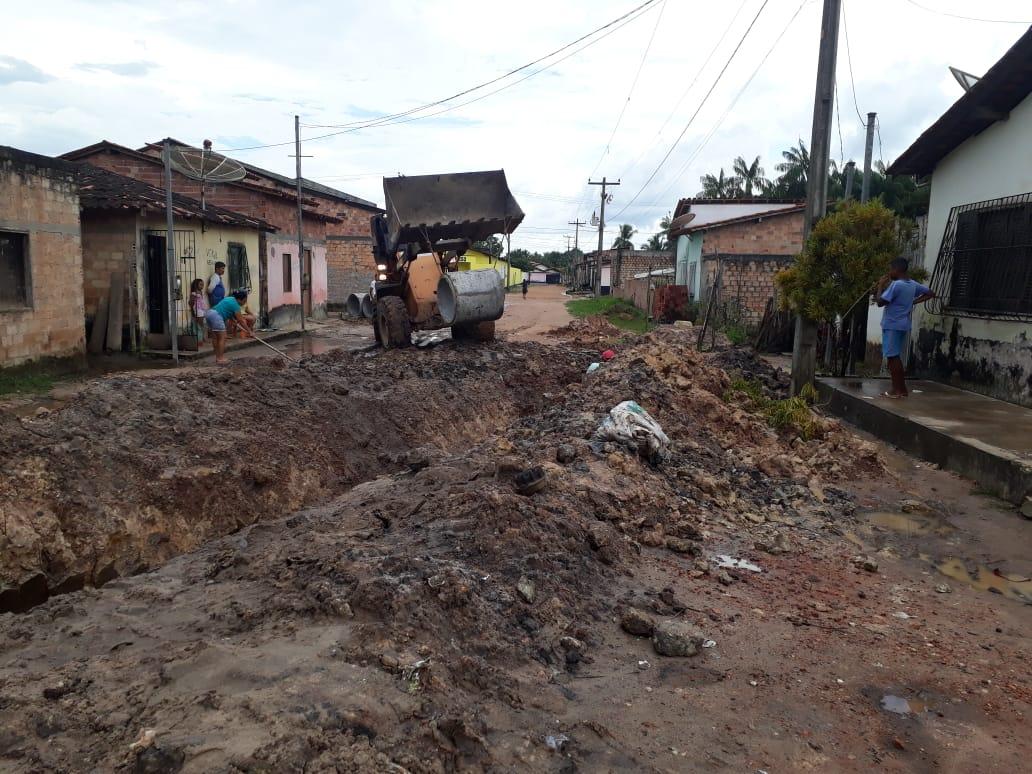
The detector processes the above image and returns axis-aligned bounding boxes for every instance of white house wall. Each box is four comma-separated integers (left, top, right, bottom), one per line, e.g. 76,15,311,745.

912,92,1032,407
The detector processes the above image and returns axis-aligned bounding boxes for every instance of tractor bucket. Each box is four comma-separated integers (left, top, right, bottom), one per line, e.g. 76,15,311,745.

382,170,524,251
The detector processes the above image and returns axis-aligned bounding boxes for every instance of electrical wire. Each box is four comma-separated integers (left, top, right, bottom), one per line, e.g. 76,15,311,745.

613,0,772,216
841,0,866,128
875,116,885,167
902,0,1030,24
218,0,660,152
587,0,668,179
625,0,811,215
835,79,845,167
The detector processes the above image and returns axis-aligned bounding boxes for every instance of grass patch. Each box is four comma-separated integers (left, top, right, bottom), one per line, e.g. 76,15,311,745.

0,370,56,397
566,296,651,333
723,323,748,345
725,377,821,440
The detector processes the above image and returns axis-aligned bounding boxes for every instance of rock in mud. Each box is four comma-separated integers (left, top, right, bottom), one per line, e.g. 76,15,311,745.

652,620,706,657
666,537,700,555
621,608,656,637
556,444,577,463
516,577,536,603
133,744,185,774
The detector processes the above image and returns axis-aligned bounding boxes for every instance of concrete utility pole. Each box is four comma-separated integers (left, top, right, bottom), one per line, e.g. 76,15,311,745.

844,160,855,200
588,178,619,294
791,0,841,396
162,139,179,365
568,219,586,251
291,115,314,332
861,111,877,203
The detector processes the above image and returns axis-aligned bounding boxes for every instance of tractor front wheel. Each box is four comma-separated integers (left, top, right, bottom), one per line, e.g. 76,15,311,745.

376,296,412,348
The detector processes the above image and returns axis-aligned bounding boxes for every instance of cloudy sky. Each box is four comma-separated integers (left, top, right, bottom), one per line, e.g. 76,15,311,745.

1,0,1028,253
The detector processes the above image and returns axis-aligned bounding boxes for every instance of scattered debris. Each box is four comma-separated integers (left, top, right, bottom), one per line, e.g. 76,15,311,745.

545,733,570,752
514,466,548,495
715,555,762,573
621,608,656,637
595,400,670,464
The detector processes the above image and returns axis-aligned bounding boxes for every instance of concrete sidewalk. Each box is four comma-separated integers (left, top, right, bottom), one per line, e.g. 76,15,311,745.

817,377,1032,504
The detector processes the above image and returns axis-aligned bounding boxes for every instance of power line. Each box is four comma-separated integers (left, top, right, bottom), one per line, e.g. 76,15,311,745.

835,79,845,166
875,116,884,166
902,0,1030,24
588,0,668,178
841,0,866,128
631,0,811,213
614,0,772,216
218,0,661,152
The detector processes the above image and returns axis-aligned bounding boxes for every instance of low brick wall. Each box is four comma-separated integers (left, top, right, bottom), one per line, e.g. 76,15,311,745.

702,254,794,326
326,235,375,308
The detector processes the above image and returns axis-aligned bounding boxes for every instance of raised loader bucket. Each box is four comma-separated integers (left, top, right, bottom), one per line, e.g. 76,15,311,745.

382,170,524,251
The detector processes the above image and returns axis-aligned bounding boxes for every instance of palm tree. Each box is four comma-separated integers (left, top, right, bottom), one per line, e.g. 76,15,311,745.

774,140,809,198
612,223,637,249
641,213,672,251
697,168,737,198
732,156,767,197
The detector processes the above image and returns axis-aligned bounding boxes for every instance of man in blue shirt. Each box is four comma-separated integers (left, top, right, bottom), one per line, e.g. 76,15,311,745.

204,289,253,364
875,258,934,398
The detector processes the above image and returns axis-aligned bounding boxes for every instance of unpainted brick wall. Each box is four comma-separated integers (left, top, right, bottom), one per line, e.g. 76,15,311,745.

80,211,136,323
701,256,794,325
0,155,86,366
700,210,804,256
327,237,376,306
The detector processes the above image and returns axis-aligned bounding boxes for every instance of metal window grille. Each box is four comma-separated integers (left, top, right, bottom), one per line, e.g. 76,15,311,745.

927,192,1032,320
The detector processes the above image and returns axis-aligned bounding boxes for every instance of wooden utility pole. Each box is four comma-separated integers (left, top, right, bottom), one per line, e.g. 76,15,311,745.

860,111,877,203
588,177,619,294
292,115,311,332
790,0,841,396
567,219,586,251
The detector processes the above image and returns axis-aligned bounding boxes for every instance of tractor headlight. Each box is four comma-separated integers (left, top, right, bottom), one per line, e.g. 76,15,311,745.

376,263,387,271
378,273,388,281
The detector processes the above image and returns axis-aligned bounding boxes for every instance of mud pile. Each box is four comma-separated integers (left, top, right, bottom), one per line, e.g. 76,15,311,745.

0,329,889,771
546,315,624,348
0,342,592,610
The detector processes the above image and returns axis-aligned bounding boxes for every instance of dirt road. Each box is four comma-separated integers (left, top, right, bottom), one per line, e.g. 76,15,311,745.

496,284,574,341
0,329,1028,772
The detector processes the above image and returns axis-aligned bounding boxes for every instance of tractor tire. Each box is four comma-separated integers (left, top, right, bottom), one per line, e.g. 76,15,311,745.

376,296,412,349
451,321,495,342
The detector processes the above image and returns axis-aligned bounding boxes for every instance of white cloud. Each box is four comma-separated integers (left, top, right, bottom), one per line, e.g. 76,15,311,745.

0,0,1027,252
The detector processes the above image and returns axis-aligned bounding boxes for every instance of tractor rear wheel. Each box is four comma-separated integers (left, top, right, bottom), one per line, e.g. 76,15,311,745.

376,296,412,348
451,321,495,342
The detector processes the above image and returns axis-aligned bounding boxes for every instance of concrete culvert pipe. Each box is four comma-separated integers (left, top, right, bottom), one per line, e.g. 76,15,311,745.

360,293,376,319
345,293,365,318
437,269,505,325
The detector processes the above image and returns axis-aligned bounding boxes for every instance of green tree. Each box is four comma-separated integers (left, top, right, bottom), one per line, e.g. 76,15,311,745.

732,155,767,197
641,213,672,251
472,235,503,257
697,168,737,198
612,223,637,249
775,200,903,321
773,139,809,198
507,247,535,271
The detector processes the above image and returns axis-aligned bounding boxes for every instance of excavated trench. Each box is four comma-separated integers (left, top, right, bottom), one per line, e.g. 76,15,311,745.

0,342,593,613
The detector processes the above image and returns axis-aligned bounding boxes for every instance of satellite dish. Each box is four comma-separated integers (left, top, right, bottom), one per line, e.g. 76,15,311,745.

167,139,246,211
949,66,981,93
168,140,247,183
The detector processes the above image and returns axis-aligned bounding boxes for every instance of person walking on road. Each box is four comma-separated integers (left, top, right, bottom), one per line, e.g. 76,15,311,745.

205,289,253,364
875,257,934,399
522,277,529,299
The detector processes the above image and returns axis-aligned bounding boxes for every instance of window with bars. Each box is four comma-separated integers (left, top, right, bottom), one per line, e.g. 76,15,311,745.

929,193,1032,320
0,231,30,309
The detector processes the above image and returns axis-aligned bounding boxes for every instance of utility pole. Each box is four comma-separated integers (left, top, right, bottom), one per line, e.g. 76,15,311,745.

162,139,179,366
565,235,573,252
860,111,877,203
791,0,841,396
567,219,586,251
292,115,312,332
843,160,856,200
588,177,619,295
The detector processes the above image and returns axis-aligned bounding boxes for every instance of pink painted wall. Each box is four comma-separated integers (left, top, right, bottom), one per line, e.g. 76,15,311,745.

267,238,327,317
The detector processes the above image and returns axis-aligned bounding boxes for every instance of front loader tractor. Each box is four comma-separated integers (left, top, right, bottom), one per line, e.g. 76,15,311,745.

365,170,524,348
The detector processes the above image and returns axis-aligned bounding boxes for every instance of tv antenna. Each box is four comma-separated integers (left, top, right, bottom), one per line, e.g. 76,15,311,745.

167,139,247,210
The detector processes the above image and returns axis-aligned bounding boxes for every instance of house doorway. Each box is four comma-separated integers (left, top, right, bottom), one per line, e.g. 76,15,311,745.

145,234,167,334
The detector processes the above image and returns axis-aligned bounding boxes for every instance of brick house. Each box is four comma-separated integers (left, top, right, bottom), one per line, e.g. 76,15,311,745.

669,199,804,326
61,140,381,326
574,248,673,296
77,164,273,350
0,146,86,369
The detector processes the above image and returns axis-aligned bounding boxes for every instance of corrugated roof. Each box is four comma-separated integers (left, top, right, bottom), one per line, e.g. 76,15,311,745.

888,27,1032,176
77,164,275,231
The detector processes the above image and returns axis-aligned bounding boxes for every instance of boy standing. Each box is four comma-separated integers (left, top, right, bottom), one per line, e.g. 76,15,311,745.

875,258,934,398
207,261,227,306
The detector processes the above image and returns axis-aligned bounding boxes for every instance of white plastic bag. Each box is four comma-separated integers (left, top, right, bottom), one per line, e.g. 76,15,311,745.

595,400,669,463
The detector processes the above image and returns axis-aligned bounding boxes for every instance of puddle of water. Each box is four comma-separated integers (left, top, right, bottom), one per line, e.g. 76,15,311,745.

865,510,952,537
880,694,929,715
936,558,1032,603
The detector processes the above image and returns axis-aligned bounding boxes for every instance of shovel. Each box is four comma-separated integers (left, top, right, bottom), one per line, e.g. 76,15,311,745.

247,331,299,363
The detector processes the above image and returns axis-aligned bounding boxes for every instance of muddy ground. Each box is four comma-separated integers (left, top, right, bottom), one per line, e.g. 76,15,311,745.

0,327,1028,772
